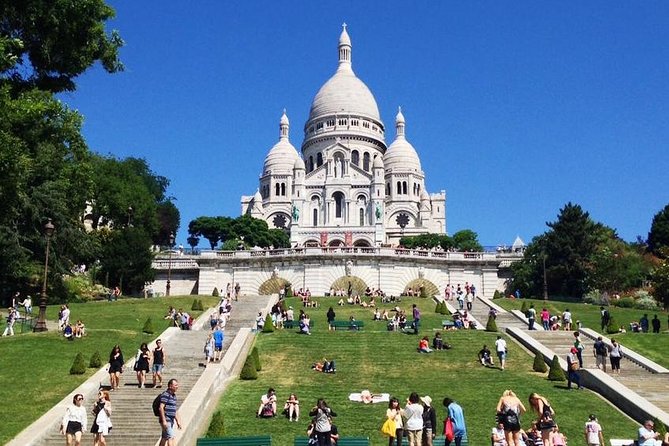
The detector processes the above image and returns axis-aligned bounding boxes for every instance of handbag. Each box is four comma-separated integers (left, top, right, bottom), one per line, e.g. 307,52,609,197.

381,418,396,437
444,417,455,441
570,362,579,371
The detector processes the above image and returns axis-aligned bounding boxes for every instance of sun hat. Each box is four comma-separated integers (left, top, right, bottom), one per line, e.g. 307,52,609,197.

421,396,432,406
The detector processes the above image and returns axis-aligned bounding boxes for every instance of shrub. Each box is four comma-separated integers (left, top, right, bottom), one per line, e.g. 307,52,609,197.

520,301,528,314
485,315,498,332
89,351,102,368
606,317,619,335
438,302,450,315
240,356,258,380
493,290,503,299
251,346,261,371
262,316,275,333
279,299,288,312
635,296,660,311
614,297,635,308
583,289,602,305
435,302,442,313
653,417,667,437
212,287,219,297
285,283,293,298
70,353,87,375
142,317,155,334
547,355,565,381
198,299,205,310
420,286,428,298
206,411,225,437
533,353,548,373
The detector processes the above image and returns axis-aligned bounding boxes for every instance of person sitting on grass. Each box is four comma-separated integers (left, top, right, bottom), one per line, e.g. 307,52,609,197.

479,345,494,367
432,332,444,350
74,320,86,338
257,388,277,418
418,336,432,353
300,314,311,335
283,393,300,422
63,323,74,340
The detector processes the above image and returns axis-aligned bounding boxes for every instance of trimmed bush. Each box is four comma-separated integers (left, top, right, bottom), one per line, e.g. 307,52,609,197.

533,353,548,373
520,301,528,314
493,290,503,299
261,316,275,333
212,287,219,297
285,283,293,297
142,317,155,334
435,302,442,313
206,410,225,437
191,299,199,311
606,317,619,335
485,315,498,332
614,297,635,308
547,355,566,381
89,351,102,368
70,353,87,375
251,346,261,371
240,356,258,380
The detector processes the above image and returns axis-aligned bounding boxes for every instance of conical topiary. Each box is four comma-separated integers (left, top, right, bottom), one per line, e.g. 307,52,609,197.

485,315,498,332
198,299,205,311
89,351,102,368
191,299,199,311
493,290,502,299
547,355,566,381
240,356,258,380
212,287,219,297
262,316,275,333
279,299,288,312
70,352,87,375
606,316,619,335
206,410,225,437
520,301,528,314
435,302,442,313
142,317,155,334
251,346,261,371
533,353,548,373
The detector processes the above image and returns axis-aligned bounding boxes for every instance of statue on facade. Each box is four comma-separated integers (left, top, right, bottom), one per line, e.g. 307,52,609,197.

345,260,353,276
418,266,425,279
375,202,382,220
292,205,300,222
272,266,279,278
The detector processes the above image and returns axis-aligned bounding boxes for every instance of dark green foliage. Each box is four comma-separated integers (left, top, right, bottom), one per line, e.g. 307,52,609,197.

69,353,86,375
261,317,274,333
485,315,498,332
251,346,261,372
547,355,566,381
279,299,287,312
206,411,225,437
399,230,482,251
652,256,669,308
648,204,669,257
520,301,529,314
240,356,258,380
191,299,203,311
606,317,619,335
613,297,635,308
420,286,428,298
188,215,290,250
653,417,667,437
285,284,293,298
435,302,442,313
142,317,154,334
533,353,548,373
198,299,205,310
89,351,102,368
212,287,219,297
493,290,503,299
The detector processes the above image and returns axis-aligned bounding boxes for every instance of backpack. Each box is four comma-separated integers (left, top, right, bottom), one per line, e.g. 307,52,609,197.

152,393,164,417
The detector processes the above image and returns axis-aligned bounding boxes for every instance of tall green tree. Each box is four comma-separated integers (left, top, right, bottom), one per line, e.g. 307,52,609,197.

648,204,669,258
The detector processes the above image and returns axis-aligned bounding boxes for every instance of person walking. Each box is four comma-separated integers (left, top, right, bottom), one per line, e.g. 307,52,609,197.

2,307,17,336
527,304,536,330
540,308,550,331
158,379,182,446
108,345,124,391
91,390,112,446
528,393,556,446
593,336,608,372
443,397,467,446
652,315,661,333
152,339,166,388
412,304,421,335
327,306,336,331
609,339,622,375
600,306,610,331
496,390,526,446
584,414,604,446
495,335,508,370
421,396,437,446
573,332,585,368
404,392,424,446
212,326,224,361
60,393,86,446
135,342,151,388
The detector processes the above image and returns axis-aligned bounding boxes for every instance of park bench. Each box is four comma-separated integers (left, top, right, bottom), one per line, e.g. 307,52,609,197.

284,319,314,330
294,437,369,446
442,319,455,329
196,435,272,446
331,320,365,331
434,436,469,445
609,440,635,446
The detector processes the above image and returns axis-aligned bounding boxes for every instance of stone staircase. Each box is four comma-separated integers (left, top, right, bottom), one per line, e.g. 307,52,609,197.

38,294,272,446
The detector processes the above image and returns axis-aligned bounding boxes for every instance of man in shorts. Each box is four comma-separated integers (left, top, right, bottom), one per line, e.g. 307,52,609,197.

159,379,182,446
152,339,166,388
495,335,507,370
213,326,224,362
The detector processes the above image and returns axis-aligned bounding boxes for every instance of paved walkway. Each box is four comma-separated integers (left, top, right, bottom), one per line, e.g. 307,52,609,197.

14,294,273,446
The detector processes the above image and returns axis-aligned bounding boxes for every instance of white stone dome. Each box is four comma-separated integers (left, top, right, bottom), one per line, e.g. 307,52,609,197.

294,157,305,170
384,107,421,171
307,25,381,122
263,111,300,175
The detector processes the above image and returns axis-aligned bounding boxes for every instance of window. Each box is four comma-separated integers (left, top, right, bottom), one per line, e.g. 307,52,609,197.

397,182,401,194
363,121,370,128
317,152,323,167
275,184,280,196
309,126,314,134
352,119,359,126
359,208,365,226
326,119,335,127
402,181,408,195
317,122,323,130
351,150,359,166
313,209,318,226
280,183,286,196
363,152,370,171
309,156,314,172
333,192,344,218
338,119,347,126
386,183,390,195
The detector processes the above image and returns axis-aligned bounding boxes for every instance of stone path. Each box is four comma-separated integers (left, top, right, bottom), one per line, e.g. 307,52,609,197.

38,294,272,446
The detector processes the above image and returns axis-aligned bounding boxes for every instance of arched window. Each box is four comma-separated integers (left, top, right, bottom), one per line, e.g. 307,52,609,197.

386,183,390,195
280,183,286,196
313,209,318,226
309,156,314,172
359,208,365,226
397,181,402,194
402,181,408,195
351,150,359,166
363,152,370,171
317,152,323,167
275,183,280,196
333,192,345,218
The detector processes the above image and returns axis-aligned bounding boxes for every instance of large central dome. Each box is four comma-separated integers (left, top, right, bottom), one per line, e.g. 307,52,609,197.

307,25,381,123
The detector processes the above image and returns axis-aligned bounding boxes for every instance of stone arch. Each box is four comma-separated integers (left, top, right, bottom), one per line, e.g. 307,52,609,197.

330,276,368,296
353,239,372,247
258,277,291,295
403,278,439,297
328,239,345,247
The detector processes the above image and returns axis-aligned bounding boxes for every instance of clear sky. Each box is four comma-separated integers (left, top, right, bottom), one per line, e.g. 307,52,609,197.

58,1,669,248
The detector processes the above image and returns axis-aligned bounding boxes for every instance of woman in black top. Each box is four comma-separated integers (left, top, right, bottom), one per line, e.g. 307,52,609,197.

134,342,151,388
108,345,124,391
327,307,336,331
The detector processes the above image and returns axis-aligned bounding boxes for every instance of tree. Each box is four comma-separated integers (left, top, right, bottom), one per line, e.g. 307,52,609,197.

648,204,669,257
1,0,124,93
652,253,669,308
452,230,483,252
98,226,154,294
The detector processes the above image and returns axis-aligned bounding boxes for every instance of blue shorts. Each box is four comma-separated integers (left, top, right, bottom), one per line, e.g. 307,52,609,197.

497,351,507,360
162,421,175,439
152,364,164,373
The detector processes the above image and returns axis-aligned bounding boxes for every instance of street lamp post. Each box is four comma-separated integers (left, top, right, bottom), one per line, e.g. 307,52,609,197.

34,219,55,332
542,254,548,301
166,232,175,296
127,206,133,227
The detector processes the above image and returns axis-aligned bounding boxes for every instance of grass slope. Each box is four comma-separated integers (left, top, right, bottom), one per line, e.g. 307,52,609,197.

215,297,639,445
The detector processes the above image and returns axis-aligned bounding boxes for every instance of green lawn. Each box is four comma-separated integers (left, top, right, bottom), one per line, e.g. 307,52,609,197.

214,297,639,445
494,298,669,368
0,296,216,445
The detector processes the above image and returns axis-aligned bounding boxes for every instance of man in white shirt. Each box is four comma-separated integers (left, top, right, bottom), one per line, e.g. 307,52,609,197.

584,414,604,446
562,309,573,331
494,335,507,370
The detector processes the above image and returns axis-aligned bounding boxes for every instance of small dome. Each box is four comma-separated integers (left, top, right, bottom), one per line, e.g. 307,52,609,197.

420,189,430,201
339,23,351,46
373,155,384,169
294,157,305,170
384,108,421,171
263,111,300,175
254,189,263,202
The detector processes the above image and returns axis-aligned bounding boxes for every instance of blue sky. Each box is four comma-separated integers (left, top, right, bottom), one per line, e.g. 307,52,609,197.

59,1,669,247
